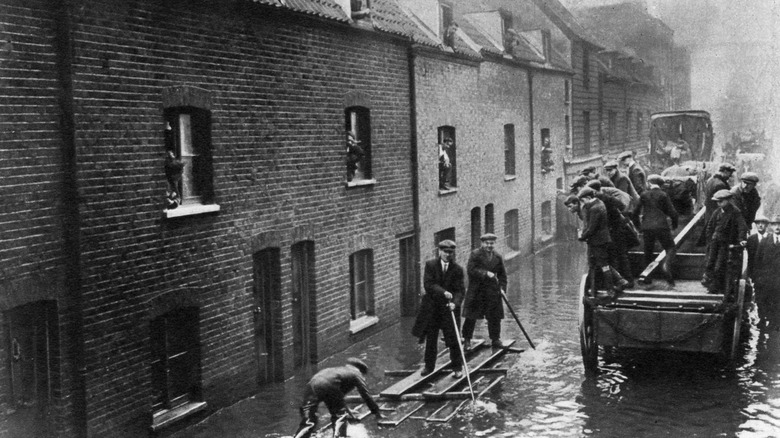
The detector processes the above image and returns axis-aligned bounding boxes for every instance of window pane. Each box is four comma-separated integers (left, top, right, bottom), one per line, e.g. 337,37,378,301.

179,114,194,156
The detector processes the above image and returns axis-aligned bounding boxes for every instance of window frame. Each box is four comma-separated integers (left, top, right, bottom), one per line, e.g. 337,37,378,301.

541,201,552,235
470,208,481,250
437,126,457,189
349,250,375,321
485,204,495,234
345,106,373,184
163,107,215,210
583,111,591,155
504,124,516,176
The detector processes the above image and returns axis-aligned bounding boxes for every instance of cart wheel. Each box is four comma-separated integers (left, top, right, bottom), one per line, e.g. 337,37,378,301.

727,279,746,361
578,274,598,373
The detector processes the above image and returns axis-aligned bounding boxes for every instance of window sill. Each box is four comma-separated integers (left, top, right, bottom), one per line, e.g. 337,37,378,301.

504,249,522,261
438,187,458,196
346,179,376,188
349,315,379,334
163,204,220,218
504,175,517,181
151,401,207,432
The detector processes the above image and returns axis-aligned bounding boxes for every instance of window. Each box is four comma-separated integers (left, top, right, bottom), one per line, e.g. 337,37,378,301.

485,204,494,234
564,80,570,105
500,10,513,36
350,250,375,320
504,209,519,251
608,111,617,145
542,29,552,60
540,128,553,173
504,124,516,176
434,228,456,257
625,110,632,142
440,3,455,47
151,307,201,414
583,111,591,155
438,126,456,189
541,201,552,235
636,111,644,138
346,107,372,183
471,208,481,250
582,47,590,89
164,107,214,207
350,0,369,19
565,114,571,146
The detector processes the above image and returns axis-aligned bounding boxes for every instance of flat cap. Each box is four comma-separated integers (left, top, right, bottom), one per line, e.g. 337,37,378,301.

346,357,368,374
577,187,596,199
740,172,759,183
564,194,579,206
585,179,602,190
438,239,456,251
480,233,498,241
647,174,665,185
712,189,733,201
570,175,589,189
770,215,780,224
580,165,596,175
754,213,769,223
603,160,619,169
618,151,633,160
719,163,736,172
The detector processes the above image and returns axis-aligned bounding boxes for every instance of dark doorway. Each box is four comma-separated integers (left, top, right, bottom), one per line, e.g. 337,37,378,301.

253,248,283,384
291,241,315,368
6,301,57,438
399,235,418,317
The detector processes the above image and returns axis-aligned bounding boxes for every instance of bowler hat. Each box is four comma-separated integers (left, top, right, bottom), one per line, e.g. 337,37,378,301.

618,151,633,160
740,172,759,183
480,233,498,241
647,174,665,185
603,160,619,169
577,187,596,199
712,189,733,201
438,239,456,251
754,213,769,223
346,357,369,374
770,215,780,224
719,163,736,172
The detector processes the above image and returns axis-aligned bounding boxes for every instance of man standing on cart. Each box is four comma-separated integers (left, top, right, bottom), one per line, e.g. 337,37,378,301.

578,188,629,297
702,190,747,294
632,174,679,286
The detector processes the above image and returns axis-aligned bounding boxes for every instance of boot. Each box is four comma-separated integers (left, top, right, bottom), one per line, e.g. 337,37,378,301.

609,266,629,293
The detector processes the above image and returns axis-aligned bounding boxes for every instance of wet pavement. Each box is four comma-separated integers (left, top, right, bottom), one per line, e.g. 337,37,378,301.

173,242,780,438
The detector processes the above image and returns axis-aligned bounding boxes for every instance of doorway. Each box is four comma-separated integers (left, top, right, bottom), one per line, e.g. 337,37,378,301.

291,241,315,368
253,248,283,384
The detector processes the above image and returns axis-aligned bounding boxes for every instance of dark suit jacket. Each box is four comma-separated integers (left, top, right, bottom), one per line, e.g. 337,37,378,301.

633,187,678,231
411,258,465,338
730,186,761,230
579,198,611,246
463,248,507,320
306,364,380,414
747,232,773,280
703,174,730,222
610,170,638,200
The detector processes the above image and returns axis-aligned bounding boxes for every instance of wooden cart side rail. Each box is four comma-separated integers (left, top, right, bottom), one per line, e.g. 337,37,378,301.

638,207,706,281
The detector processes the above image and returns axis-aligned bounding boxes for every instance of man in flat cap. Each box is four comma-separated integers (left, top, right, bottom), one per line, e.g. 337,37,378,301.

758,215,780,328
730,172,761,232
619,150,647,195
581,165,615,189
412,239,465,377
702,189,747,294
632,174,679,286
293,357,382,438
698,163,736,246
605,159,638,205
462,233,509,349
578,188,629,296
747,214,772,321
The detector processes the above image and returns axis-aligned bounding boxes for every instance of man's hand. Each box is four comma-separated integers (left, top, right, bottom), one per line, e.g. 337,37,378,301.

444,291,453,300
486,271,496,279
447,302,456,311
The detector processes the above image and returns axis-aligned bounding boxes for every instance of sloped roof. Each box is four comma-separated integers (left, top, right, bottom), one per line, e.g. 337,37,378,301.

370,0,418,39
253,0,350,22
527,0,603,48
458,16,504,57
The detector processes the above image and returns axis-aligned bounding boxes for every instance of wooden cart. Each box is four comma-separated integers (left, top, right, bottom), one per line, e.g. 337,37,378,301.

578,208,748,372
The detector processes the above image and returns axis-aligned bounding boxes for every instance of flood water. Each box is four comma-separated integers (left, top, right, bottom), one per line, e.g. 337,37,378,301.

173,242,780,438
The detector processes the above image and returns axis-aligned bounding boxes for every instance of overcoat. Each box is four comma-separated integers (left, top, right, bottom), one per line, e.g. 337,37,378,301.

411,258,464,339
462,248,507,320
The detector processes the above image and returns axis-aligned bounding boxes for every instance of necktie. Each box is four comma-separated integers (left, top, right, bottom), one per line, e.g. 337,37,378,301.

443,263,448,273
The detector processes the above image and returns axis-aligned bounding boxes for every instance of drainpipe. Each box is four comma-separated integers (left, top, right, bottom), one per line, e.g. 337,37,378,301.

54,2,87,436
528,70,536,253
407,43,421,308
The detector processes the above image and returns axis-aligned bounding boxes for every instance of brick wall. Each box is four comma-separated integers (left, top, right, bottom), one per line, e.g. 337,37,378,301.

569,40,600,159
56,0,413,435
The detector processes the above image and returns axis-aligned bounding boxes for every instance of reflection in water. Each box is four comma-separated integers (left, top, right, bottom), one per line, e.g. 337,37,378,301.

173,243,780,438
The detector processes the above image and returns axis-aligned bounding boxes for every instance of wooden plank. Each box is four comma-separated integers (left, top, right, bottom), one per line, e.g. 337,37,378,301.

376,401,425,427
425,399,471,423
409,400,447,420
638,207,705,280
421,340,515,399
379,340,485,398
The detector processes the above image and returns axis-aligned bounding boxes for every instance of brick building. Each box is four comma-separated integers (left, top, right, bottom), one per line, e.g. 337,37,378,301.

1,0,416,436
399,0,572,275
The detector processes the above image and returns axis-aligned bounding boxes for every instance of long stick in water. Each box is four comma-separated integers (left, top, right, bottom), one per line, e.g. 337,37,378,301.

449,303,476,403
500,290,536,349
